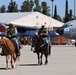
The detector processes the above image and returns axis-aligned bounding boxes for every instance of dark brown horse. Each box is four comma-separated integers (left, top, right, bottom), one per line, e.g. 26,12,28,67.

32,36,51,65
0,37,20,70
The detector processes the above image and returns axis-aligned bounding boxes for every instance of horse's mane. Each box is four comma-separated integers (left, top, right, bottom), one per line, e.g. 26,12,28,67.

33,36,46,49
0,37,14,50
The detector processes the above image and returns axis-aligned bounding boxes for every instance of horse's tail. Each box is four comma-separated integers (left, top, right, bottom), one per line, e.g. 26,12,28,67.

17,56,20,62
48,46,51,55
14,53,20,62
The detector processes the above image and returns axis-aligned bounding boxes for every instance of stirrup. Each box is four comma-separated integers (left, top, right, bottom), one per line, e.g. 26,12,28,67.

17,53,20,56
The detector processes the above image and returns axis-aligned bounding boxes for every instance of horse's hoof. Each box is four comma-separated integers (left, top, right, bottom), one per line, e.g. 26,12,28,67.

6,68,8,70
39,63,43,65
44,62,48,65
44,63,48,65
12,65,14,68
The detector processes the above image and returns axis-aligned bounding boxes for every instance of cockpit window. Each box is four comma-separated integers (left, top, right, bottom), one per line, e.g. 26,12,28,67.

62,23,73,27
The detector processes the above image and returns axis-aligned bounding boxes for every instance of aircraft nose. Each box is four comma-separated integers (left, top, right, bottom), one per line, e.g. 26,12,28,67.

56,27,64,35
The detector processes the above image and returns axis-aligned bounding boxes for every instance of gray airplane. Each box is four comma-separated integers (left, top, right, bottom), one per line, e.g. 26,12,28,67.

56,20,76,46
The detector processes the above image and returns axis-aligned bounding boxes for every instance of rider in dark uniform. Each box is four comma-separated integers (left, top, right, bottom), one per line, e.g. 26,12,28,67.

39,23,49,40
38,25,47,36
33,22,49,52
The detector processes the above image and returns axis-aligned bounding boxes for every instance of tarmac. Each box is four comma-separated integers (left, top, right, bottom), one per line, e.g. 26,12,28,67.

0,45,76,75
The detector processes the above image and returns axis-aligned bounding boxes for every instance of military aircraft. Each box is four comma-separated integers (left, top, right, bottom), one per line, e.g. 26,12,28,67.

56,20,76,46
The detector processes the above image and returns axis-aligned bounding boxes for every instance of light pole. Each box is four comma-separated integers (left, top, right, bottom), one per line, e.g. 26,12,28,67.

74,0,75,19
51,0,54,17
52,1,53,17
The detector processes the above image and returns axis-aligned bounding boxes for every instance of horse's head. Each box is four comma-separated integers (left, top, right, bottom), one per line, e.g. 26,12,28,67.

0,37,4,46
32,36,37,47
32,36,44,47
0,37,9,46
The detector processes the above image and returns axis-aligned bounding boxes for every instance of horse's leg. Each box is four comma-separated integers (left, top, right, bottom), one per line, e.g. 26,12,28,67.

31,46,33,51
12,53,18,68
44,54,48,65
10,54,15,69
6,55,8,70
49,46,51,55
37,53,40,65
13,52,20,69
40,53,43,65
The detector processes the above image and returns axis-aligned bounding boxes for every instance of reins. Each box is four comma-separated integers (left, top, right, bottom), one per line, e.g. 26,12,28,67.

33,37,45,50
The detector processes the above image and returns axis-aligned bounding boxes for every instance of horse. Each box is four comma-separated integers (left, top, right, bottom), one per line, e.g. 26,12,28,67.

0,37,20,70
31,35,51,65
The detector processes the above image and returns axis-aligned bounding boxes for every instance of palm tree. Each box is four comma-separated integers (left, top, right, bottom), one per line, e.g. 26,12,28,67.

51,0,54,17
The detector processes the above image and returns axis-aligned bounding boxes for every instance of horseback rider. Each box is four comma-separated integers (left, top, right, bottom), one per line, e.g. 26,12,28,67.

38,22,49,40
0,23,21,56
38,23,47,36
33,22,49,52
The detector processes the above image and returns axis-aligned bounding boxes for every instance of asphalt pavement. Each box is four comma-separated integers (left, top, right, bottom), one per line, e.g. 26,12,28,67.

0,45,76,75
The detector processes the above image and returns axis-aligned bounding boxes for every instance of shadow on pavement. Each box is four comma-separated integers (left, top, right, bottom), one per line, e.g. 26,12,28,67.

0,68,11,70
18,63,39,66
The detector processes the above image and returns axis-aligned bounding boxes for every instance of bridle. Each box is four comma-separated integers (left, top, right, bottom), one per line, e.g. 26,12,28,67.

32,36,45,50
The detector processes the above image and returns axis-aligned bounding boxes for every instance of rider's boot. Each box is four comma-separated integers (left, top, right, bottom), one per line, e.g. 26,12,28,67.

16,51,20,56
18,41,23,49
15,42,21,56
17,47,21,56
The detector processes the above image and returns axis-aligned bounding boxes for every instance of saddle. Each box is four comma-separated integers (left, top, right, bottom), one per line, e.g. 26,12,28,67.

11,39,17,49
9,38,22,49
39,34,48,38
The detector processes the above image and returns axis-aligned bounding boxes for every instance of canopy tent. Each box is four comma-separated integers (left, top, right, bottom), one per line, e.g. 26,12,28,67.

48,31,59,37
0,12,64,29
0,12,63,36
17,30,59,37
17,30,38,37
10,12,64,28
0,22,59,37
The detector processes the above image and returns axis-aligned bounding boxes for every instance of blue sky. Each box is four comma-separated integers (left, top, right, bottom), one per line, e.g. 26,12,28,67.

0,0,75,18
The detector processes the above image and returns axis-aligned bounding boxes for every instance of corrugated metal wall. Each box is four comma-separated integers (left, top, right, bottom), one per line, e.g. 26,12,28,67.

50,36,68,45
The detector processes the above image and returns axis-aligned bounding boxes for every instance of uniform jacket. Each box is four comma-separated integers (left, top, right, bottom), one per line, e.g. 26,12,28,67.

38,27,47,35
6,27,17,38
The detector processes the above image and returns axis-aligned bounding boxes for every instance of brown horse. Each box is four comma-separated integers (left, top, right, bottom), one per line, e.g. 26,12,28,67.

0,37,20,70
32,36,51,65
